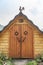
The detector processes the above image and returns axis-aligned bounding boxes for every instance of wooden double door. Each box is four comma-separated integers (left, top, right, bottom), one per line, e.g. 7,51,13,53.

9,24,33,58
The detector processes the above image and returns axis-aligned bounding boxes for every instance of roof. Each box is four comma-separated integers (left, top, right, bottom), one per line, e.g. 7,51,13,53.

0,12,43,34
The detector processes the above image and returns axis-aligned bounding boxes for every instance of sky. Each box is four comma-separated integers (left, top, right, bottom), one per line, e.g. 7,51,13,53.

0,0,43,31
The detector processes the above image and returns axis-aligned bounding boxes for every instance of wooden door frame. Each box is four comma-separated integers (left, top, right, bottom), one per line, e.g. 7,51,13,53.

9,24,34,58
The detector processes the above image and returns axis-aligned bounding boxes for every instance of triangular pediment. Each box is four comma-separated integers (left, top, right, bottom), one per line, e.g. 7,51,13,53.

0,12,43,34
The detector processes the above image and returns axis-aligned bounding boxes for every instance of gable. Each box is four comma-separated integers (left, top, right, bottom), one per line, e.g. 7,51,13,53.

0,12,43,34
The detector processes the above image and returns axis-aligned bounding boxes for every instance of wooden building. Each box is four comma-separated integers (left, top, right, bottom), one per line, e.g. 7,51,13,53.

0,7,43,58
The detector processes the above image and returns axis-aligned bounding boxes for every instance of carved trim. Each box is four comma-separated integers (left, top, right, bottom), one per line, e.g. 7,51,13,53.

24,31,28,35
15,31,19,36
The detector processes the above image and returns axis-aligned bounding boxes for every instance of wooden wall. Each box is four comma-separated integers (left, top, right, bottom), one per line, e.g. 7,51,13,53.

0,31,9,56
34,30,43,57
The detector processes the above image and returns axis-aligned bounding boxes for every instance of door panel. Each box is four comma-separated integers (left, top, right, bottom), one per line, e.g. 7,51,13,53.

21,24,33,58
9,25,20,58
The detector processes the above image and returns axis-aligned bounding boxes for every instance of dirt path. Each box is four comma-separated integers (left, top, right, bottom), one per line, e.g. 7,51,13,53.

14,59,28,65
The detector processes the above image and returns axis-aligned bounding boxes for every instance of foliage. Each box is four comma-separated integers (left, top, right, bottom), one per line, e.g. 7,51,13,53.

34,53,43,63
0,52,14,65
0,53,7,61
0,58,3,65
0,63,3,65
3,60,14,65
26,60,38,65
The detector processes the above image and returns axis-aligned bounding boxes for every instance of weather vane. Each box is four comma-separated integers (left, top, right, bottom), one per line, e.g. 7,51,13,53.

19,6,24,13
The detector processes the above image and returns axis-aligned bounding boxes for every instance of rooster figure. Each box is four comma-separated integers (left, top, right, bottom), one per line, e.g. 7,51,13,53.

19,6,24,13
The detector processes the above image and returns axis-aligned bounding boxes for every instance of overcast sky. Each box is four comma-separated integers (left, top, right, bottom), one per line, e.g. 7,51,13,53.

0,0,43,31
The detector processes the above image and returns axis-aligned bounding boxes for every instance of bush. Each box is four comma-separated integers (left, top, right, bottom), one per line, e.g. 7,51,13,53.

3,60,14,65
0,63,3,65
35,53,43,63
0,52,14,65
0,52,7,61
26,60,38,65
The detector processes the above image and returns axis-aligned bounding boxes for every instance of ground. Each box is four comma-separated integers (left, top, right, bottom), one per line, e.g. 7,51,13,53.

13,59,28,65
